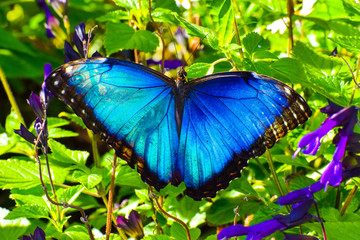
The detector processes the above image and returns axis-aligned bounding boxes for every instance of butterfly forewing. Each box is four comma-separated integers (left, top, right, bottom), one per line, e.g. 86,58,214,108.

46,58,179,190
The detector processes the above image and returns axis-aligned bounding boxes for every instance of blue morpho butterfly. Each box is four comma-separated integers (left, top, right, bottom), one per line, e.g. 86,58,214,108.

45,57,312,200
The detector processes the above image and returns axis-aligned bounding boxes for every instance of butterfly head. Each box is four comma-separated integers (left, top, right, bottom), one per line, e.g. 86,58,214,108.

176,67,187,84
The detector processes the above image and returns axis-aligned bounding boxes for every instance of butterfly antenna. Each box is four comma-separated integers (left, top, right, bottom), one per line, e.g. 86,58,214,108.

168,27,181,63
184,33,207,66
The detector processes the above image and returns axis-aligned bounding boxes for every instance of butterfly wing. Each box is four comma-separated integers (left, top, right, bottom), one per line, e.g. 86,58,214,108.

178,72,311,199
45,58,179,189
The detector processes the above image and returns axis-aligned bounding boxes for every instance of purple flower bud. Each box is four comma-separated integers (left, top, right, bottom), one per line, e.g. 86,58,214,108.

64,41,81,62
41,63,53,103
22,226,45,240
91,51,103,58
27,92,44,119
45,15,60,38
14,124,37,145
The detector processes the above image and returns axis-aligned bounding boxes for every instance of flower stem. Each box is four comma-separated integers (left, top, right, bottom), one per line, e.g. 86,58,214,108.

150,189,191,240
340,184,358,216
148,0,165,73
265,148,291,212
34,132,95,240
0,66,26,126
287,0,294,56
106,153,118,240
231,0,244,70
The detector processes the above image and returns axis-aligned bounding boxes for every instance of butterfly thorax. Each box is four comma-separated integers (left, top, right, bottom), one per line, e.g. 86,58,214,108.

174,68,188,136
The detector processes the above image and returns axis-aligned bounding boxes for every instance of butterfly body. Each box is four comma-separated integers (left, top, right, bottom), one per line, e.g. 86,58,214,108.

46,57,311,200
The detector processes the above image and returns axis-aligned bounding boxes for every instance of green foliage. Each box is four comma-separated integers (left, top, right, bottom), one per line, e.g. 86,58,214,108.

1,0,360,239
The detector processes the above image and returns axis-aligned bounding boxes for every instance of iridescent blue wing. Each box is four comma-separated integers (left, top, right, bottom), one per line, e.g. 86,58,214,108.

179,72,311,199
45,58,179,190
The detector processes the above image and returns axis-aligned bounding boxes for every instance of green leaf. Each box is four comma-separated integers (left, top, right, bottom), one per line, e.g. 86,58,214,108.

209,0,234,46
72,168,104,189
330,35,360,53
342,0,360,20
112,0,138,9
206,197,262,225
151,8,180,25
0,207,30,240
173,13,219,49
51,224,90,240
5,110,20,134
292,41,342,77
308,0,346,20
270,58,308,84
327,20,360,36
0,159,50,189
153,0,179,13
271,155,309,167
58,112,87,129
10,187,47,207
5,205,49,220
57,185,85,205
48,139,89,165
96,10,130,22
143,235,171,240
116,165,147,189
170,222,201,240
105,22,159,55
227,176,258,196
186,63,213,79
306,75,354,106
49,128,79,138
308,208,360,239
243,32,270,55
0,28,34,55
47,117,71,128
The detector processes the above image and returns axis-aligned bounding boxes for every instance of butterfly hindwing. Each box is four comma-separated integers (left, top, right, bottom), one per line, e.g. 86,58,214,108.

46,58,179,189
180,72,311,199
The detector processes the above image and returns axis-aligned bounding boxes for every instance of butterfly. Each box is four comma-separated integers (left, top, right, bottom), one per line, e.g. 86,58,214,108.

45,57,312,200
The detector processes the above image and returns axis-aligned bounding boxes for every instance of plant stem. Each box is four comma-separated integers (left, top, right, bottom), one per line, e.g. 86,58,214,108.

0,66,26,126
148,0,165,73
150,189,191,240
106,153,118,240
340,184,358,216
287,0,294,56
231,0,244,70
34,134,95,240
265,148,291,212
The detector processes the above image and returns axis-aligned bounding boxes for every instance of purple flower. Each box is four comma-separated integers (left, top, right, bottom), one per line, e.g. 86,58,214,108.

15,64,51,150
147,59,183,70
218,200,315,240
117,210,144,239
41,63,53,103
294,101,358,191
48,0,68,18
22,227,46,240
37,0,60,38
27,93,44,120
64,23,101,62
295,104,357,157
